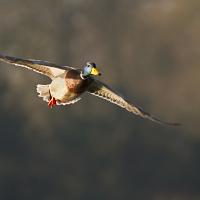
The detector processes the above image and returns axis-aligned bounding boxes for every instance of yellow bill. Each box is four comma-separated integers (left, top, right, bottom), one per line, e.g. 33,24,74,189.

91,67,101,76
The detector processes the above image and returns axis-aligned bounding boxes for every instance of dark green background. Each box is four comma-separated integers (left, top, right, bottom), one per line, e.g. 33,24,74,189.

0,0,199,199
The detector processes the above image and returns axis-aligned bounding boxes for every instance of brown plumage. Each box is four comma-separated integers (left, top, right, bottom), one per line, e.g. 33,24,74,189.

0,53,180,126
65,69,93,94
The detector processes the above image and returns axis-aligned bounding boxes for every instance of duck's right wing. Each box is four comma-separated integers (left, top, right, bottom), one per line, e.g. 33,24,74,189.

87,79,180,126
0,53,71,79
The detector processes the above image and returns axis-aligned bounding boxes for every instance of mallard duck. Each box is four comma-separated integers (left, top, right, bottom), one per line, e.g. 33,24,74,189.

0,53,179,126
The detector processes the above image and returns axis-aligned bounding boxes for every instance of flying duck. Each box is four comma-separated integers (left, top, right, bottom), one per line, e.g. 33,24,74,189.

0,53,179,126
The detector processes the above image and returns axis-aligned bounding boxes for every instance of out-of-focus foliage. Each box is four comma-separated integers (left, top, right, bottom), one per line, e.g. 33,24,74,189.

0,0,200,200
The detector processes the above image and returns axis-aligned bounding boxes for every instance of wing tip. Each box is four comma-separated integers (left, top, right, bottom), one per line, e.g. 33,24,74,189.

148,115,181,126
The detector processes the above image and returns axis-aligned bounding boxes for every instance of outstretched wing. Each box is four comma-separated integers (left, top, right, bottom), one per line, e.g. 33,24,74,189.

87,80,180,126
0,53,70,79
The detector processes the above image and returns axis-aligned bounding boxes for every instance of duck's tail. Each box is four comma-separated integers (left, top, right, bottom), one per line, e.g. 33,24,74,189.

36,84,51,102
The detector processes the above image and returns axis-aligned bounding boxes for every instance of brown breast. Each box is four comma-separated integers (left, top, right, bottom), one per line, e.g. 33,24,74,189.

65,69,93,94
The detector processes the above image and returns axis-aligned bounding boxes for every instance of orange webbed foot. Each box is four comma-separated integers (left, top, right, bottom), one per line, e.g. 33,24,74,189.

48,97,57,108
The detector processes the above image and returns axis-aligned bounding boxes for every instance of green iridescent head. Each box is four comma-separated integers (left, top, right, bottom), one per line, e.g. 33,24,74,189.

83,62,101,77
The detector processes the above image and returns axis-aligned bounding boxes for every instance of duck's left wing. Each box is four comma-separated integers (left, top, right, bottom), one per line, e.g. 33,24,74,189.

0,53,70,79
87,80,180,126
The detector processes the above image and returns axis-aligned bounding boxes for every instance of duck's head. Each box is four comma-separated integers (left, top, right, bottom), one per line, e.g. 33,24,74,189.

82,62,101,78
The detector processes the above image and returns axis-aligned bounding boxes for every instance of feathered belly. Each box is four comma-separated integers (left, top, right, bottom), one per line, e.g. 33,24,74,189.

49,77,78,102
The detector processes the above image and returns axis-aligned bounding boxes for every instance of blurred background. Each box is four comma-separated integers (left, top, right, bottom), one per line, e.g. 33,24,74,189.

0,0,199,199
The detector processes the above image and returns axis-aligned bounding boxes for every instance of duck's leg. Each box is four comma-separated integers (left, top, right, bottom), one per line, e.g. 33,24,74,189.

48,97,57,108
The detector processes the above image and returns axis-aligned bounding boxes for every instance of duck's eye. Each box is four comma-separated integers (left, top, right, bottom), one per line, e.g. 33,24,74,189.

92,63,96,68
